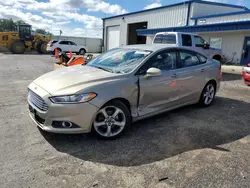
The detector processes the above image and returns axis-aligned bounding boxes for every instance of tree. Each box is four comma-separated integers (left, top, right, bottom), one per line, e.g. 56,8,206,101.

0,18,52,36
0,19,27,32
0,18,15,31
46,31,53,36
15,20,26,25
35,29,46,34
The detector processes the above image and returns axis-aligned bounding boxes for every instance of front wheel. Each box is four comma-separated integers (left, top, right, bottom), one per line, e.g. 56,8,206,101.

93,101,131,139
37,42,48,54
199,83,216,106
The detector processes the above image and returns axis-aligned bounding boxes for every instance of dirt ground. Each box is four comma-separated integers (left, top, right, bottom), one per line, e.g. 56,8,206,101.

0,53,250,188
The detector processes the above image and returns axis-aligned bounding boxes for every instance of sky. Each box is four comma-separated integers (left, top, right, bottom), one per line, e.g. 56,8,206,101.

0,0,249,38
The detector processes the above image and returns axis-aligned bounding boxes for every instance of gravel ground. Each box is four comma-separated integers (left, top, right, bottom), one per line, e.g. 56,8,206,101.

0,53,250,188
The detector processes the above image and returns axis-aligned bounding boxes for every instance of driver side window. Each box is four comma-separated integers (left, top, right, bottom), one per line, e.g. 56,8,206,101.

194,36,205,47
138,50,177,75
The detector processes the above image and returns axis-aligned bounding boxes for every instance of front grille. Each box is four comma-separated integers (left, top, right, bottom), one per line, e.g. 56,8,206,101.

28,90,49,111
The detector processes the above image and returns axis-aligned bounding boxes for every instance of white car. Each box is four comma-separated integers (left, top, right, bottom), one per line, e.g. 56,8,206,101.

47,40,88,55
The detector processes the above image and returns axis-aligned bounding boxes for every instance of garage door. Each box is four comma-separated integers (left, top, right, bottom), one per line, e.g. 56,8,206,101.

107,26,120,50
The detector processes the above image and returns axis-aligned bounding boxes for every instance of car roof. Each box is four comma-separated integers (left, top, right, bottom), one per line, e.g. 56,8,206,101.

155,32,198,36
119,44,177,52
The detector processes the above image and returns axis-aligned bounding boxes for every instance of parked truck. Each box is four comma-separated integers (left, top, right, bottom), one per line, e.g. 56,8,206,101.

152,32,223,63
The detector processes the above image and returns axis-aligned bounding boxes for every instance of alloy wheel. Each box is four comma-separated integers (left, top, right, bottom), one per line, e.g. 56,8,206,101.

93,106,126,138
203,84,215,105
80,49,85,55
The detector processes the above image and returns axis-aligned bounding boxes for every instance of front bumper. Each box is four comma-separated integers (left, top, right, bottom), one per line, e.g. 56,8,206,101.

28,82,99,134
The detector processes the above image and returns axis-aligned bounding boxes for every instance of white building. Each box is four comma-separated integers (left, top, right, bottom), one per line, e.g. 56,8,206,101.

103,0,250,65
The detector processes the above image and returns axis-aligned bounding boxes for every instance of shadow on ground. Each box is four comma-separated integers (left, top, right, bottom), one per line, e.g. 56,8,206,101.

222,73,243,81
42,97,250,166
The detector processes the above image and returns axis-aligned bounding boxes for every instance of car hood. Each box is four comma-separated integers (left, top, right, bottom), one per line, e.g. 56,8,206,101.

33,65,118,95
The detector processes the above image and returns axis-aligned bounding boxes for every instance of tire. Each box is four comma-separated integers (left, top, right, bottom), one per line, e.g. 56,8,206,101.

199,82,216,107
11,41,25,54
37,41,48,54
79,48,86,55
92,100,131,139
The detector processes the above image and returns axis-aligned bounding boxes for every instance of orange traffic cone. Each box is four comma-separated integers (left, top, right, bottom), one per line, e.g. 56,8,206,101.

55,48,59,58
69,50,72,58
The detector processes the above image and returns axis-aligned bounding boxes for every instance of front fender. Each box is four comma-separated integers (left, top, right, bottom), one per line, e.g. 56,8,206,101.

88,76,139,116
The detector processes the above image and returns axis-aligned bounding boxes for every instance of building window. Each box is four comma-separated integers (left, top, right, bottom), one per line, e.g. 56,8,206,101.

182,34,192,46
209,38,222,49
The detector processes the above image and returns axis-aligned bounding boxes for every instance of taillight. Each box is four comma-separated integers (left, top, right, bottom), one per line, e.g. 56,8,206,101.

50,43,53,47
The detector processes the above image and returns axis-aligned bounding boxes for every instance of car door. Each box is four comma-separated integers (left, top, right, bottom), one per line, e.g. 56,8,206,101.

176,49,208,102
58,41,69,52
68,41,78,52
193,35,211,56
181,34,193,50
137,49,182,116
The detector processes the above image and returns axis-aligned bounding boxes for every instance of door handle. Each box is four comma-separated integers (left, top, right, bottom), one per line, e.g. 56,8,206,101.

171,73,177,78
201,69,205,72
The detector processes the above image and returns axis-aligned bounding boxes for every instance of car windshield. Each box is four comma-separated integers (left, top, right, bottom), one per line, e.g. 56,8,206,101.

87,48,152,73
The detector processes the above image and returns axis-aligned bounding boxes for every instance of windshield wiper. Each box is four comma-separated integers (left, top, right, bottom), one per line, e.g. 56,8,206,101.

91,65,113,73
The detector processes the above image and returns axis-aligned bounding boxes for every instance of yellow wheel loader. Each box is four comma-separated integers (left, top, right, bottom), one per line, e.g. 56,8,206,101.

0,24,51,54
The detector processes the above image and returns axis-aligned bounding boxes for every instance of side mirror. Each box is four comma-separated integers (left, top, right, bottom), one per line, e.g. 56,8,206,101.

145,68,162,78
203,42,210,49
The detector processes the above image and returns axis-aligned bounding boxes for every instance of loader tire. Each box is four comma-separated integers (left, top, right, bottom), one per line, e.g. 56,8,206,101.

37,41,48,54
11,41,25,54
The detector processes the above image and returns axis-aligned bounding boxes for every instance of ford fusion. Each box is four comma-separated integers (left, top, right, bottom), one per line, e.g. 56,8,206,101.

28,45,221,139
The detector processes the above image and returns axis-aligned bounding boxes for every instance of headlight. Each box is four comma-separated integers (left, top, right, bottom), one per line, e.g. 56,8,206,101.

50,93,97,104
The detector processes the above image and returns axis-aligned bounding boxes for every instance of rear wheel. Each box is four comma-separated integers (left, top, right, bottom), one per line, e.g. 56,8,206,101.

213,55,222,64
199,82,216,106
93,101,131,139
11,41,25,54
79,48,86,55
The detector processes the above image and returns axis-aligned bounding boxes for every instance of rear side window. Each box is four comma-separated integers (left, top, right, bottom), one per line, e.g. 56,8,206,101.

197,54,207,64
162,35,176,44
52,40,58,44
182,34,192,46
154,34,176,44
154,34,163,43
179,51,200,68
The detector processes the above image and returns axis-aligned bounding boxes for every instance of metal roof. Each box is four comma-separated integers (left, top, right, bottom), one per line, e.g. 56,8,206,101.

102,0,247,20
136,20,250,36
192,10,250,20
